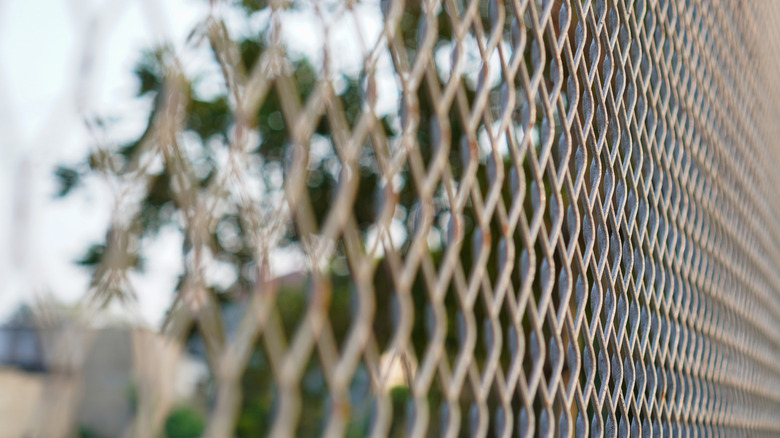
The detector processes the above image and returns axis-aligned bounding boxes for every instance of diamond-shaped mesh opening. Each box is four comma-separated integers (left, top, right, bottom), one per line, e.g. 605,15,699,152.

294,354,331,436
441,284,465,368
237,342,278,437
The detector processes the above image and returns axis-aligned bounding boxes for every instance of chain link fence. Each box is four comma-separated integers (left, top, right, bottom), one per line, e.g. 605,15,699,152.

6,0,780,436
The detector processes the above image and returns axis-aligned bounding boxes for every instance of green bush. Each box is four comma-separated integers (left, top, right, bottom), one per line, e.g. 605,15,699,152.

165,406,205,438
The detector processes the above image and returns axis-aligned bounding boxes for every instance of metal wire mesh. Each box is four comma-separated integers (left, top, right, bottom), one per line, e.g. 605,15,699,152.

12,0,780,436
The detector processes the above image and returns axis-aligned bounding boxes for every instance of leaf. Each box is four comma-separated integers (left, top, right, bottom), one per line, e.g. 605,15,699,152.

53,165,81,197
187,96,231,140
77,244,106,267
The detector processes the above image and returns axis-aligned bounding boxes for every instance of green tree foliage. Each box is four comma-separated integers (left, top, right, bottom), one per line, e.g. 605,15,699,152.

165,406,206,438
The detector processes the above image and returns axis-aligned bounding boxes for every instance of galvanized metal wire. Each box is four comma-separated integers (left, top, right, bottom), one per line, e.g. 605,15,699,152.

18,0,780,436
